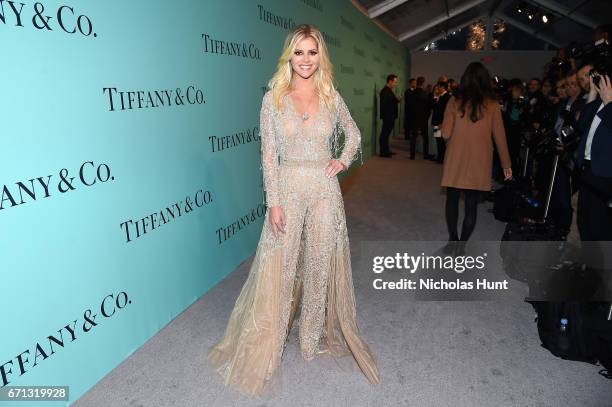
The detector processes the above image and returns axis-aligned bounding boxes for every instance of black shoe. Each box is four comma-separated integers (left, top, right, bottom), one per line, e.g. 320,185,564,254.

454,241,466,256
380,153,392,158
390,152,397,155
442,241,457,254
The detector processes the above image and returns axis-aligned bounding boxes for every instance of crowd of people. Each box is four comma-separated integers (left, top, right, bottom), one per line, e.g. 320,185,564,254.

378,73,458,162
379,65,512,253
378,23,612,246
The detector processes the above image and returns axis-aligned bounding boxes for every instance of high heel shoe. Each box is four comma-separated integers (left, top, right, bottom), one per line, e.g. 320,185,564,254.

454,241,466,256
442,241,457,254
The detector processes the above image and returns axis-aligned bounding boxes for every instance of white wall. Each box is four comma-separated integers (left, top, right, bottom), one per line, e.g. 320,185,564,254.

410,50,556,83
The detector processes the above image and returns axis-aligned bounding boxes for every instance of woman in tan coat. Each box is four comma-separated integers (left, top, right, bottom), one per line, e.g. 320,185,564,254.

440,62,512,254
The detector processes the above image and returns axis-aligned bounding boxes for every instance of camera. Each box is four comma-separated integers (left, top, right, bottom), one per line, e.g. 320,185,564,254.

558,124,580,152
590,68,609,88
569,39,612,87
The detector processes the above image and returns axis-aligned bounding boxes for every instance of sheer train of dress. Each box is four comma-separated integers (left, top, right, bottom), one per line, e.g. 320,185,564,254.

207,90,380,396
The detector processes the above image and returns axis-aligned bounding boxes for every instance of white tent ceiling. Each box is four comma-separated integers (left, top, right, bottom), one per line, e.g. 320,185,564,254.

352,0,612,50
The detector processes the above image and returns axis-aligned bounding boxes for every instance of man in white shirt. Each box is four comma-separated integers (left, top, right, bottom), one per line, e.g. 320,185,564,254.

575,73,612,241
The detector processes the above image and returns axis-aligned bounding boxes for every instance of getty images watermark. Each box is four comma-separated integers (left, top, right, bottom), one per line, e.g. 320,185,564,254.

360,241,612,301
371,251,508,291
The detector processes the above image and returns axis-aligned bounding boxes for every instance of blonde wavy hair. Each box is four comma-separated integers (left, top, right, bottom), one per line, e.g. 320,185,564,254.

268,24,336,112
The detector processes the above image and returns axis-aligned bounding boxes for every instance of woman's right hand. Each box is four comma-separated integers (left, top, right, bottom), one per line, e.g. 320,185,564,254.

268,206,286,238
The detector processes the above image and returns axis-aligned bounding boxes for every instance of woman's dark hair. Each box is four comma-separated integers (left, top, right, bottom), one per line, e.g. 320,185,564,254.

455,62,497,122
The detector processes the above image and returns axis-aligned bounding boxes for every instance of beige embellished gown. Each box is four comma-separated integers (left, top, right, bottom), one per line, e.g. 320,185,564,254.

207,90,380,396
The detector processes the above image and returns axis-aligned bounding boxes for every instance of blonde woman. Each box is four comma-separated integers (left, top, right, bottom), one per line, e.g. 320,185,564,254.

207,24,380,396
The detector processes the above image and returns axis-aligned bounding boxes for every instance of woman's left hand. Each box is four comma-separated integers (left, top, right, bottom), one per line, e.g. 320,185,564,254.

503,167,513,181
326,159,346,178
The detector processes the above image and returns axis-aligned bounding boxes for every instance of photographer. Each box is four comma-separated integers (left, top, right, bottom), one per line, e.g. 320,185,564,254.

544,48,576,84
533,71,586,235
551,77,567,106
575,74,612,241
525,78,547,130
503,79,529,169
539,78,558,132
554,70,586,134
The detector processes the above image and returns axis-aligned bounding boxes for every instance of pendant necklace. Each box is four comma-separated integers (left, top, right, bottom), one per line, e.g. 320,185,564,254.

302,92,316,121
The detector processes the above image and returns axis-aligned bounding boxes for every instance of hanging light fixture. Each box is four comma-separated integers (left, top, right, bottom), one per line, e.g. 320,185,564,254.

515,1,553,25
492,18,506,50
516,1,527,14
467,20,486,51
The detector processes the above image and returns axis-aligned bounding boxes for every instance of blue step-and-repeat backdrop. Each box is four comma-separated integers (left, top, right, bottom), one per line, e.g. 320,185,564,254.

0,0,408,403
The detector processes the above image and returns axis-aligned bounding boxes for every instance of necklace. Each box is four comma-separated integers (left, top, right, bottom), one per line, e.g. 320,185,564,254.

300,92,317,121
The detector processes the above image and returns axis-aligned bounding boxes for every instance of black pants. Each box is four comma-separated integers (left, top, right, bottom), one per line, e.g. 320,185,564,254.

379,119,394,155
577,162,612,241
409,121,429,159
435,137,446,163
404,117,412,140
548,164,573,232
445,187,481,241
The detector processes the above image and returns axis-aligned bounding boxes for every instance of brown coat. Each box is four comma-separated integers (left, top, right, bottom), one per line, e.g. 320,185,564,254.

440,96,511,191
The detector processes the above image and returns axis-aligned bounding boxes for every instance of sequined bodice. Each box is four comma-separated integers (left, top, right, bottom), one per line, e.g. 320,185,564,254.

277,94,335,162
260,90,361,207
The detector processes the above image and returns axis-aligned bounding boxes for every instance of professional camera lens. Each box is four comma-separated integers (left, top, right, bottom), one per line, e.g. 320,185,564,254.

591,72,602,88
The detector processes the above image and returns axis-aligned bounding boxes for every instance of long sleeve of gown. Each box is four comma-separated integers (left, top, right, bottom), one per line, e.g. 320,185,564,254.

336,92,362,169
260,92,280,207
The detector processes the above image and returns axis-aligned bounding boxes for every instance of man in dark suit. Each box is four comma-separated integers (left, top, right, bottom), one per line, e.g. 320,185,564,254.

540,70,586,235
409,76,433,160
431,80,451,163
525,78,546,130
403,78,417,140
575,74,612,241
379,74,400,158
